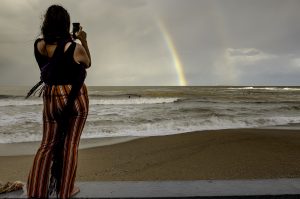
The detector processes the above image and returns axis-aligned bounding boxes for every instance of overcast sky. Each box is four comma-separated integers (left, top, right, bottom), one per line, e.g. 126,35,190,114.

1,0,300,86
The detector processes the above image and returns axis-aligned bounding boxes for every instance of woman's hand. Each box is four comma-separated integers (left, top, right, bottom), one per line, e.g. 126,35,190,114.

75,26,87,42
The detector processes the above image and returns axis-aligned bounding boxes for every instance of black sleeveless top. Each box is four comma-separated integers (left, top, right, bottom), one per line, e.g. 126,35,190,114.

34,38,84,85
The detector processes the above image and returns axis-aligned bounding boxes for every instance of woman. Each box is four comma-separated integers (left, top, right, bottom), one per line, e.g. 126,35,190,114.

27,4,91,198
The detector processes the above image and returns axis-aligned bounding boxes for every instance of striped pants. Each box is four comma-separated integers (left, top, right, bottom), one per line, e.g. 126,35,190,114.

27,84,89,198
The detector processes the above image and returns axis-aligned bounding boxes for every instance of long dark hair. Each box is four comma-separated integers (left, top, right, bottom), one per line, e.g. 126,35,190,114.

42,5,71,44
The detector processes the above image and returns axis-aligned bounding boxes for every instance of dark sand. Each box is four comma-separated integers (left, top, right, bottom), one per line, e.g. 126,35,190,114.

1,129,300,182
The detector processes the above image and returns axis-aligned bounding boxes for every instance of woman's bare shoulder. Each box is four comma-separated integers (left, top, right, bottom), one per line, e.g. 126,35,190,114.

35,38,44,48
35,39,46,55
74,43,88,55
74,43,91,68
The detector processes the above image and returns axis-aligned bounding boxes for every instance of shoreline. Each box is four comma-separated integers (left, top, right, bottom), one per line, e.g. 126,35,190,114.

1,126,300,156
0,136,140,156
1,128,300,182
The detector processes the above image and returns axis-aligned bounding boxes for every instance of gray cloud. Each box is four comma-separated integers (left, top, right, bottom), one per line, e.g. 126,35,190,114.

0,0,299,86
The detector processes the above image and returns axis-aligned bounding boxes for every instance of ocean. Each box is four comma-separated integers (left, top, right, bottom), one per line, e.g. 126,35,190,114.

0,86,300,144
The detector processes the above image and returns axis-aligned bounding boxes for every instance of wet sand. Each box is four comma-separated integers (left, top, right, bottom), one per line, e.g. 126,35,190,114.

1,128,300,182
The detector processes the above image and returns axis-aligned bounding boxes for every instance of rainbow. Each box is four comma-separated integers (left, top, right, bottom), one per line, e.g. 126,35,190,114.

157,19,188,86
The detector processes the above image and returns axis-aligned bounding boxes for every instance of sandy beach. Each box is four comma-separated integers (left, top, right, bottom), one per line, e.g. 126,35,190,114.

1,128,300,183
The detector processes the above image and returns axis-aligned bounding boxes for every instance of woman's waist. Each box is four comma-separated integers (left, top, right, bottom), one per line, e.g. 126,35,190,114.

43,84,88,96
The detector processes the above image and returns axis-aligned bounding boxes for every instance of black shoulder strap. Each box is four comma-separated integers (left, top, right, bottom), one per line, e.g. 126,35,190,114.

34,38,42,53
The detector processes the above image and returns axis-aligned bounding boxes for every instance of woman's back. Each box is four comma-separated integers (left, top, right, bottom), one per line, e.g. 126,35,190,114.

35,39,88,67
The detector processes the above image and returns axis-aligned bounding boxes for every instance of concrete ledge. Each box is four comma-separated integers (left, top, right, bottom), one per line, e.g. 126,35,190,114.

1,178,300,198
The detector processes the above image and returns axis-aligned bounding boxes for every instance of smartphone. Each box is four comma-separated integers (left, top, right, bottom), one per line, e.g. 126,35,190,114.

72,22,80,38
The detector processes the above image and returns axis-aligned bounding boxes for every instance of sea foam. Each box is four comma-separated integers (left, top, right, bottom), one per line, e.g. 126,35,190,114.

0,97,179,107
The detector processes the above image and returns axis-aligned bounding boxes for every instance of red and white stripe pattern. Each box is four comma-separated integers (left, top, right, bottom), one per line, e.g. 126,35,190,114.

27,84,89,198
